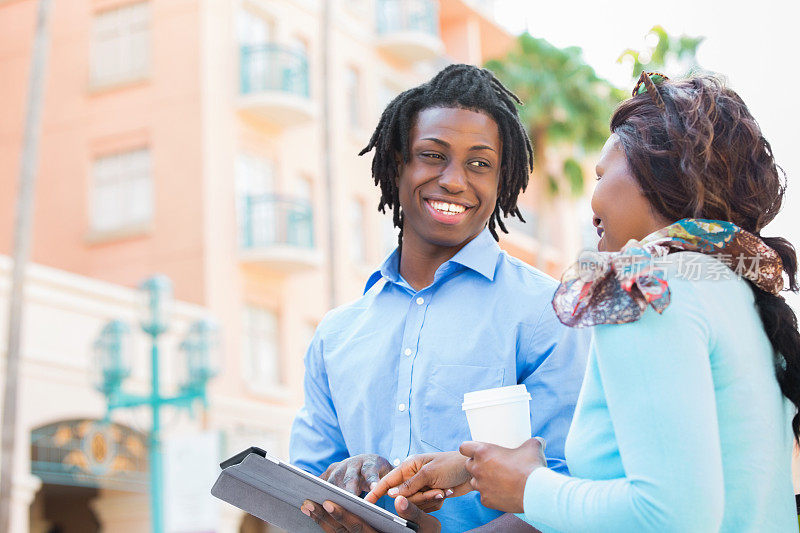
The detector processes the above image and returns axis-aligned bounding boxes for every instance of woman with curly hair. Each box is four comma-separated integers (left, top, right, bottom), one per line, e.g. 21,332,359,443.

369,73,800,531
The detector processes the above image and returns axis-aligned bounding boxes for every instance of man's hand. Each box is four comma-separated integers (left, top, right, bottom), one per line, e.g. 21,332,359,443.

300,495,441,533
365,451,472,512
459,438,547,514
320,454,392,496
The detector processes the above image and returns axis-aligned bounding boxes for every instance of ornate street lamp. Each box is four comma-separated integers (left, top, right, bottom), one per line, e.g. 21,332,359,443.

179,318,220,406
93,320,130,397
94,275,217,533
138,274,173,337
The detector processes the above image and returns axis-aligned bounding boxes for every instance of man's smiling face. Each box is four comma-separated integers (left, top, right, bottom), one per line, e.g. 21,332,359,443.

397,106,502,251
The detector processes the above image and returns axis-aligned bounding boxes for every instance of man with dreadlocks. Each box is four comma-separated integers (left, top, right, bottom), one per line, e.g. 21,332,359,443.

290,64,589,532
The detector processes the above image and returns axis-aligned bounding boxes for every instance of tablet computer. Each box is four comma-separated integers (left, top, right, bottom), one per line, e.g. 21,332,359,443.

211,447,418,532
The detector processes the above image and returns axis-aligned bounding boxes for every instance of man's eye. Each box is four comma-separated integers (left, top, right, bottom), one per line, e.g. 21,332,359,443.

469,160,490,168
422,152,444,160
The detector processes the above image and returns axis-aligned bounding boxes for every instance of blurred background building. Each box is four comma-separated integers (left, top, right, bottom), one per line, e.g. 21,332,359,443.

0,0,589,531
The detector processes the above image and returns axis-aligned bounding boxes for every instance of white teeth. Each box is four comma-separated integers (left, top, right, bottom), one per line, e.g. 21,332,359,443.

430,201,466,214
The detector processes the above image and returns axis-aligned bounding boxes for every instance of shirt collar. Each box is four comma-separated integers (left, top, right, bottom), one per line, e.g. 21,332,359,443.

446,227,500,281
365,228,500,293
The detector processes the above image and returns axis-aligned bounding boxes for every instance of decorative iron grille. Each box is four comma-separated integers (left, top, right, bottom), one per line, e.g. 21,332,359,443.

31,419,149,491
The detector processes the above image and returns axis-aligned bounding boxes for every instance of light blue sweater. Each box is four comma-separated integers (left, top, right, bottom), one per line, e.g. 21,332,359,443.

521,253,797,532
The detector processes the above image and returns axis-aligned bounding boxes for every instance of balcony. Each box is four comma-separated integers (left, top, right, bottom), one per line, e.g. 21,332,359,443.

239,195,321,271
375,0,444,62
238,45,315,126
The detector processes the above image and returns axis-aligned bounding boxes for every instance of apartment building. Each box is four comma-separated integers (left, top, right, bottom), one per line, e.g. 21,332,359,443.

0,0,522,530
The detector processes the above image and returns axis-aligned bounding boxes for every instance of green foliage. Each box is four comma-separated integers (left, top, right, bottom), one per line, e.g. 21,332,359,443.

546,174,559,196
485,33,623,196
618,25,704,79
562,157,584,196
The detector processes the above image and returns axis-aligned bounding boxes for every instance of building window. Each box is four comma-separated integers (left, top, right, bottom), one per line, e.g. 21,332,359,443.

350,198,367,264
236,154,276,247
346,67,361,128
237,9,272,94
237,8,271,46
242,306,281,389
90,2,150,87
236,154,275,198
91,148,152,234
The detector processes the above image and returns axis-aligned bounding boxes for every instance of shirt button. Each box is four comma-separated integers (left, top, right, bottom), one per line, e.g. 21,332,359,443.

416,297,424,305
398,403,406,412
393,458,401,467
404,348,412,356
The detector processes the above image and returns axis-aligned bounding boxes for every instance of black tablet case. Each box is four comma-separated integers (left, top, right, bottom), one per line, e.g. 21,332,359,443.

211,448,417,532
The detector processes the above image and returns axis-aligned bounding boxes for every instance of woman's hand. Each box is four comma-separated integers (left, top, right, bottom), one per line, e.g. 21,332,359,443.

459,437,547,514
365,451,473,511
320,454,393,496
300,495,441,533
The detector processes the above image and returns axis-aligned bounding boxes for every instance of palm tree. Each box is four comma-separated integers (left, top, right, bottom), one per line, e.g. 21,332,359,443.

618,25,704,79
486,33,622,196
0,1,53,532
485,34,622,265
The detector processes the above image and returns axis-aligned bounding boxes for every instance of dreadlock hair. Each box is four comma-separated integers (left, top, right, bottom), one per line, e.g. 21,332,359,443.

359,64,533,247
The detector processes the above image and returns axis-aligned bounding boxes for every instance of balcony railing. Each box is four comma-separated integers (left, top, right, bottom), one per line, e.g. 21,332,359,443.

239,195,320,270
238,45,314,125
375,0,443,62
241,194,314,249
240,44,309,97
376,0,439,37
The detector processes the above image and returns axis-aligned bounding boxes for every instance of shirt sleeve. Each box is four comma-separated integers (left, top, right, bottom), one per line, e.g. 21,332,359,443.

521,278,725,532
289,331,349,475
519,301,591,475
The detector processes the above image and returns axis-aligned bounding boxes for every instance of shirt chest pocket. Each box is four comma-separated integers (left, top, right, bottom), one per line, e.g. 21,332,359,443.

419,364,505,451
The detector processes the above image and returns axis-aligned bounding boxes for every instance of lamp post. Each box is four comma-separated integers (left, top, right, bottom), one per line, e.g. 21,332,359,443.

94,275,218,533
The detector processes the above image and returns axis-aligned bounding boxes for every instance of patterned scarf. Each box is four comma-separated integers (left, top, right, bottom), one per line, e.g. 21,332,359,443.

552,219,784,327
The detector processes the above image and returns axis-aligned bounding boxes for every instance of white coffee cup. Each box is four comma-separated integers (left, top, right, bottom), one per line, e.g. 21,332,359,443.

462,384,532,448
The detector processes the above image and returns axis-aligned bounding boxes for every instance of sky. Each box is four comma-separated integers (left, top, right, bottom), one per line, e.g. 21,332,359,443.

493,0,800,306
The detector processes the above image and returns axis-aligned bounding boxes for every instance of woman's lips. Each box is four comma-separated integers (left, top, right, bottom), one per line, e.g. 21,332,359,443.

595,223,605,251
592,216,603,238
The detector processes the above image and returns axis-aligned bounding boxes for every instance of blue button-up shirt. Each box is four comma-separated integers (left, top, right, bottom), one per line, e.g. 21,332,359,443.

290,229,590,531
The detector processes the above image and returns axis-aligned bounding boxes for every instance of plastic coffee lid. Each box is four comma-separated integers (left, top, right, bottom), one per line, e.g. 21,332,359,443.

462,384,531,411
